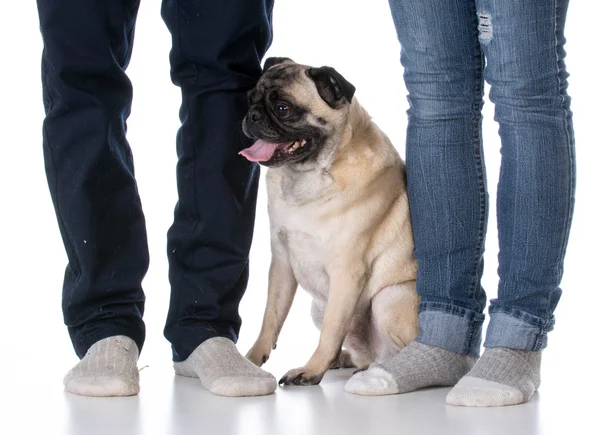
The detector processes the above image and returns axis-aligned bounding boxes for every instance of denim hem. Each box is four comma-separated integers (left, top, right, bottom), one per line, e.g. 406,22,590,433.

416,302,485,357
484,309,555,351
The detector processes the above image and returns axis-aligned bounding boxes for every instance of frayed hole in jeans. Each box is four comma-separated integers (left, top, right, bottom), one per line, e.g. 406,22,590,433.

477,12,493,44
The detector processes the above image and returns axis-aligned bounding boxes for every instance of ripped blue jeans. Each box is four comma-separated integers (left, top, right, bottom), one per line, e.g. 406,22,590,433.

388,0,575,356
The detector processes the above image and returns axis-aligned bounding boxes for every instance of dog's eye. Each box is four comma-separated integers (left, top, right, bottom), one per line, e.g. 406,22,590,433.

275,103,292,118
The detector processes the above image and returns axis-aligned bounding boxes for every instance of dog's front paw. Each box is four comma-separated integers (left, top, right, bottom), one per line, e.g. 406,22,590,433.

279,367,325,386
246,341,273,367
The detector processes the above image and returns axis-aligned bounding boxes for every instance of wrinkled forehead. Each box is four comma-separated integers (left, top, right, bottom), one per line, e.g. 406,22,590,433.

264,62,305,85
249,64,328,112
250,65,312,102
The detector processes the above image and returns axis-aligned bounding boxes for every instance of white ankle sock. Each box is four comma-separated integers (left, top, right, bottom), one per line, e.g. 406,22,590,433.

174,337,277,397
446,347,541,407
64,335,140,397
345,341,475,396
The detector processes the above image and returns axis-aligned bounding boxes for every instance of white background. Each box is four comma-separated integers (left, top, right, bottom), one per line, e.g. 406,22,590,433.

0,1,598,433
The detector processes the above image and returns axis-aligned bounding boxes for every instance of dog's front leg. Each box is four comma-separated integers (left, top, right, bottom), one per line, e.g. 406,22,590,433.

279,262,366,386
246,244,298,367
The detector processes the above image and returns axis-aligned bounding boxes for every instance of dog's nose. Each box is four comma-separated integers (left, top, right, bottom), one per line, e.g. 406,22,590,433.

249,109,263,123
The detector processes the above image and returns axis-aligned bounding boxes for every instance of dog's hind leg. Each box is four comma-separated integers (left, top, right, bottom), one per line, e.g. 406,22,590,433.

370,281,420,363
329,350,356,369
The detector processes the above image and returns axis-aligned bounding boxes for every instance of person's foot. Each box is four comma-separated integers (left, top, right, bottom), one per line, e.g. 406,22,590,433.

64,335,140,397
446,347,541,407
174,337,277,397
344,341,475,395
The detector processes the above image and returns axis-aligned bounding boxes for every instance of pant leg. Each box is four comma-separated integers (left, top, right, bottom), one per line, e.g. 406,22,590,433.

475,0,575,351
388,0,487,357
37,0,148,358
161,0,274,362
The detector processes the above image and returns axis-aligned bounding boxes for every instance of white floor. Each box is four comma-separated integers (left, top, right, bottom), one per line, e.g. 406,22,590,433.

2,1,599,434
2,343,596,435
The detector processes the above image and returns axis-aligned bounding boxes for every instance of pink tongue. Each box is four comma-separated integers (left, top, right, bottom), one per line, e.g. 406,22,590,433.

239,139,283,162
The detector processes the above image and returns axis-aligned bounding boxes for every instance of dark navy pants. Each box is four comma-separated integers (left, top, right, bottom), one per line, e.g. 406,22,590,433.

37,0,274,361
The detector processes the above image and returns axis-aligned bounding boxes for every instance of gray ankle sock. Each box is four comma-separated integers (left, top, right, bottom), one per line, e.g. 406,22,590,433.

345,341,476,395
446,347,541,407
174,337,277,397
64,335,140,397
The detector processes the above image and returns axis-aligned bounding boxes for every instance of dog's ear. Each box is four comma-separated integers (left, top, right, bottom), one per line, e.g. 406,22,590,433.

263,57,294,73
306,66,355,109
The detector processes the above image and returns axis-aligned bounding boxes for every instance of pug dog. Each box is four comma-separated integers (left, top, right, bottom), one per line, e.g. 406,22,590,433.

240,58,420,386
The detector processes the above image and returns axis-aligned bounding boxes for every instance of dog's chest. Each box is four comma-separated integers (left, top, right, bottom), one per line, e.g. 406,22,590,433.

268,168,344,300
278,227,331,300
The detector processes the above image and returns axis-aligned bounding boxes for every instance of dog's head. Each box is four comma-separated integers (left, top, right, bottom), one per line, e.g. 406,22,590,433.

240,58,355,168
